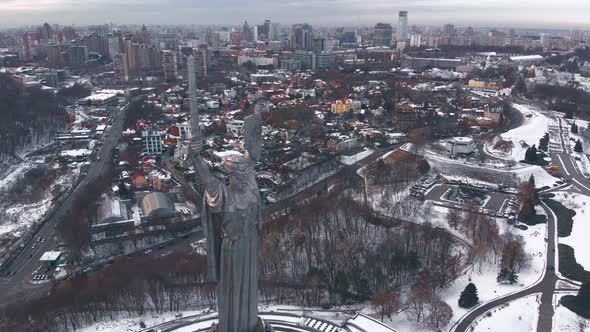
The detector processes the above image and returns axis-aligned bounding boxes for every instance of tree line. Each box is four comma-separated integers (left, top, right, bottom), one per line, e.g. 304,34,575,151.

0,73,67,161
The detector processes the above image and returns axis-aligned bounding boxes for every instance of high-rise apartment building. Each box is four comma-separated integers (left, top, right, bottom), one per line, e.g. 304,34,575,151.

313,37,334,54
443,24,456,36
65,45,88,65
291,24,313,50
42,23,53,41
48,44,66,67
62,26,76,41
81,33,110,58
270,23,280,41
374,23,393,47
113,53,129,84
191,46,208,78
162,50,178,81
410,34,422,48
396,11,408,41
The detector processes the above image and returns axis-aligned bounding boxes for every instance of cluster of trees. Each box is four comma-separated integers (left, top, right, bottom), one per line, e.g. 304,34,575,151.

0,253,212,332
259,196,463,311
444,194,530,286
533,85,590,119
58,165,114,259
524,144,546,165
0,73,66,161
366,151,430,217
446,200,503,271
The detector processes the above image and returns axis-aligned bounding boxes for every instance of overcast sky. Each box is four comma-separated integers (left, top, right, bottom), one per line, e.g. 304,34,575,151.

0,0,588,29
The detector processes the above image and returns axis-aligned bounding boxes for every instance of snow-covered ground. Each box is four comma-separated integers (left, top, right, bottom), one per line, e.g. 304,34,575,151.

436,221,546,330
485,104,550,161
514,165,560,188
554,294,590,332
340,148,375,165
77,310,207,332
366,202,546,332
553,191,590,270
0,163,81,259
0,162,33,192
469,293,540,332
425,145,558,189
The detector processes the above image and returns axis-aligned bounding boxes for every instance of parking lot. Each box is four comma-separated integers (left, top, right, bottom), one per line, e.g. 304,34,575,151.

425,183,519,218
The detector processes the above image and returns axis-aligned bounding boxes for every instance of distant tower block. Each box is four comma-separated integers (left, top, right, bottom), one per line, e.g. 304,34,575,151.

397,10,408,42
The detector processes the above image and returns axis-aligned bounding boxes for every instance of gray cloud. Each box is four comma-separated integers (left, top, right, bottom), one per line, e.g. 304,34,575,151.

0,0,588,28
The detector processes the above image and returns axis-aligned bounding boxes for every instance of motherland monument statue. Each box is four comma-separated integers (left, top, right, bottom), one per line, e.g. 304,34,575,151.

190,103,263,332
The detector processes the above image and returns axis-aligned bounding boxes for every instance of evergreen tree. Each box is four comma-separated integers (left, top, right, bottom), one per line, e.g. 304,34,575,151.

572,123,579,134
539,133,549,151
458,283,479,308
524,147,533,162
507,270,519,284
566,109,575,119
525,145,539,163
575,282,590,307
575,139,584,153
497,269,519,284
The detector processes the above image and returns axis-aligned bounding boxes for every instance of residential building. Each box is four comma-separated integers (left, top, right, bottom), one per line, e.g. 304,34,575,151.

410,34,422,47
291,23,313,50
142,130,164,155
113,53,129,84
65,45,88,65
162,50,178,81
192,45,208,78
374,23,392,47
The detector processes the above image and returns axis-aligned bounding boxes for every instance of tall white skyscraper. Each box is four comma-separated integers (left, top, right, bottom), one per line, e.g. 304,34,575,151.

397,10,408,42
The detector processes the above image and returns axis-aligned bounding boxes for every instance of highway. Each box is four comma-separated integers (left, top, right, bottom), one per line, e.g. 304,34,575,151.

0,96,144,306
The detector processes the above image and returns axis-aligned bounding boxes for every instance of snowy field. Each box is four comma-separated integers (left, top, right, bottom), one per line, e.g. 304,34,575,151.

553,192,590,270
469,293,540,332
486,104,550,161
555,294,590,332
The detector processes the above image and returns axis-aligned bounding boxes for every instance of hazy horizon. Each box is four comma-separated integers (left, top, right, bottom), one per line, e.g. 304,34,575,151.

0,0,589,30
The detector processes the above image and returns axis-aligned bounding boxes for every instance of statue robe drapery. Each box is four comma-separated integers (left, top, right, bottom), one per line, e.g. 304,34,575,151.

201,179,260,332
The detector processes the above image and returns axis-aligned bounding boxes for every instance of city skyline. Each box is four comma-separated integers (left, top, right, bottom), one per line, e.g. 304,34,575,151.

0,0,589,29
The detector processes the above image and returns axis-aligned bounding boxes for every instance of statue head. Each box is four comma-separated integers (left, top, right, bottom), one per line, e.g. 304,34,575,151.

222,154,249,182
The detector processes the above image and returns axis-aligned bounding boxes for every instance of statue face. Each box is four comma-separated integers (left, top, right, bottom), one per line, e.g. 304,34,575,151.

222,155,248,179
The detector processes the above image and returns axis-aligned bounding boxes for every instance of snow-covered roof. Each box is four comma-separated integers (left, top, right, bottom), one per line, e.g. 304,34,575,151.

39,251,62,262
510,55,543,61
